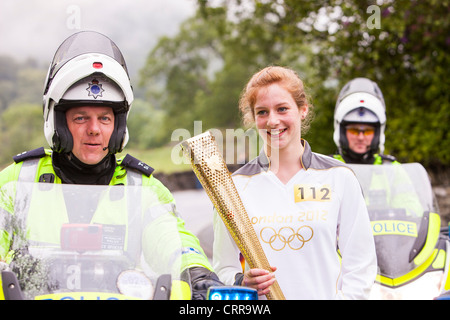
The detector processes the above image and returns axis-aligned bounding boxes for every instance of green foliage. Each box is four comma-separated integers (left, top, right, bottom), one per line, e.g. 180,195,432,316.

139,12,224,133
0,1,448,170
0,56,45,112
0,56,20,112
139,7,303,133
126,98,168,149
308,0,450,165
0,57,49,167
140,0,449,166
0,103,46,166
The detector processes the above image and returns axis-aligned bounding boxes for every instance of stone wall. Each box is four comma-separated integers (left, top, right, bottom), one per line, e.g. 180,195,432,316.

428,166,450,226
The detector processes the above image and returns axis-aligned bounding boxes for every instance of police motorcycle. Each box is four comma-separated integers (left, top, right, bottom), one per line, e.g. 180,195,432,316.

347,163,450,300
0,181,256,300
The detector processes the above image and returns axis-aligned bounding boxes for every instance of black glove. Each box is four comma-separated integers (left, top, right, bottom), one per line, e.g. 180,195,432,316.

184,266,224,300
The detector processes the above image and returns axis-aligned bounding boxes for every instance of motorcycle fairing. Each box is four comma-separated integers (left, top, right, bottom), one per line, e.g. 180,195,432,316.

372,211,442,288
348,163,446,290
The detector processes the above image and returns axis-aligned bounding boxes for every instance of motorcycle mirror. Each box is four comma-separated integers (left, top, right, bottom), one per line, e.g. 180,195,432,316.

1,271,25,300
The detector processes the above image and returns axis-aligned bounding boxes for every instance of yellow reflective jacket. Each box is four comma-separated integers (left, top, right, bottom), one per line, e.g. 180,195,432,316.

0,148,212,273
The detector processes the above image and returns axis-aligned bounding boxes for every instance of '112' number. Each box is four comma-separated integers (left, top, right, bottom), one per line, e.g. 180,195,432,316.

294,184,331,203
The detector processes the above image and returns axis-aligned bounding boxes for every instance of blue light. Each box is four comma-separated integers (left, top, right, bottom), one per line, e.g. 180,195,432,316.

210,292,223,300
207,286,258,300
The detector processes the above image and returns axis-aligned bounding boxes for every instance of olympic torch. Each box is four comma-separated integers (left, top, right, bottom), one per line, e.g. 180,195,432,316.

181,131,285,300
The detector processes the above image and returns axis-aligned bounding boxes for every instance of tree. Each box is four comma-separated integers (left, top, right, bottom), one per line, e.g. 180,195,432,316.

139,0,449,166
0,103,46,166
192,0,449,166
126,98,167,149
139,11,225,134
0,56,19,112
140,4,318,134
305,0,450,165
0,56,48,168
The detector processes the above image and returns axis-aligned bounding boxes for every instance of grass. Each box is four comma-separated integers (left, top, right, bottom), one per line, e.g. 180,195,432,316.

119,144,192,174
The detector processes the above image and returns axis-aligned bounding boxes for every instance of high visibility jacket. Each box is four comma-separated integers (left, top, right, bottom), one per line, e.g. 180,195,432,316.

0,148,213,273
332,153,399,165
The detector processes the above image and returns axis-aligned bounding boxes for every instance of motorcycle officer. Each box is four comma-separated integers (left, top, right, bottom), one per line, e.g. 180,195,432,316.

0,31,221,299
331,78,423,216
332,77,398,164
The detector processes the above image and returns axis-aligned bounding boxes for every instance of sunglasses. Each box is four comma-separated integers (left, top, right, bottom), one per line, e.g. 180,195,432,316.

346,127,375,136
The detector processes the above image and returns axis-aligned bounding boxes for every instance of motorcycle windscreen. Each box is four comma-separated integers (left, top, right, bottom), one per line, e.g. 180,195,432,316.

0,181,193,300
348,163,439,282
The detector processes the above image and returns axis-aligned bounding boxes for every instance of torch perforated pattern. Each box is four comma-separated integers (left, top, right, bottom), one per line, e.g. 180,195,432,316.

181,132,285,300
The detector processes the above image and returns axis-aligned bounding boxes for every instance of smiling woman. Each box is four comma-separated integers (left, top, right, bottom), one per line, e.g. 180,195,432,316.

213,66,378,300
239,66,312,183
253,83,304,161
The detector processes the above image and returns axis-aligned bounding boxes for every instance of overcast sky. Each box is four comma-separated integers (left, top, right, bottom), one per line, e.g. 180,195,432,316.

0,0,197,77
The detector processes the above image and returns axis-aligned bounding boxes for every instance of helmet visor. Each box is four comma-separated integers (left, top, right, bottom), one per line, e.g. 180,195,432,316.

48,31,129,81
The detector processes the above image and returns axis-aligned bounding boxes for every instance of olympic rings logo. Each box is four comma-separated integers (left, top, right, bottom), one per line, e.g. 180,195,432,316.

260,226,314,251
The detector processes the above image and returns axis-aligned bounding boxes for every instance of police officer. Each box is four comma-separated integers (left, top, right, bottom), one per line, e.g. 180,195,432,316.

0,31,221,299
332,77,397,164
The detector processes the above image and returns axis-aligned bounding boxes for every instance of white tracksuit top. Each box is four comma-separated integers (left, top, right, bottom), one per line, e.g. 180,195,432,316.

213,140,377,300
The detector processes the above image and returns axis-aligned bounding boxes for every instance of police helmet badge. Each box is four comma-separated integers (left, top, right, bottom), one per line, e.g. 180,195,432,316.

86,79,105,99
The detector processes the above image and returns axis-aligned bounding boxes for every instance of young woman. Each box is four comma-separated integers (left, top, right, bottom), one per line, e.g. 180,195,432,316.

212,66,377,299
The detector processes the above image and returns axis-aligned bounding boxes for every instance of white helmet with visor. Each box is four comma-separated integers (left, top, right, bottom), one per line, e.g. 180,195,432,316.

43,31,133,154
333,77,386,156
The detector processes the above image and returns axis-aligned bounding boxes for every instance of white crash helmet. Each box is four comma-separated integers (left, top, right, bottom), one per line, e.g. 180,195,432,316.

43,31,133,154
333,77,386,155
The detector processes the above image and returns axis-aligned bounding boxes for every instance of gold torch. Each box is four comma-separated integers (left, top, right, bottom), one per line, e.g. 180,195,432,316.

181,131,285,300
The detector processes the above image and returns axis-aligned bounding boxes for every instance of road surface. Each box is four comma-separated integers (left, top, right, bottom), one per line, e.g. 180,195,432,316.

173,189,214,259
